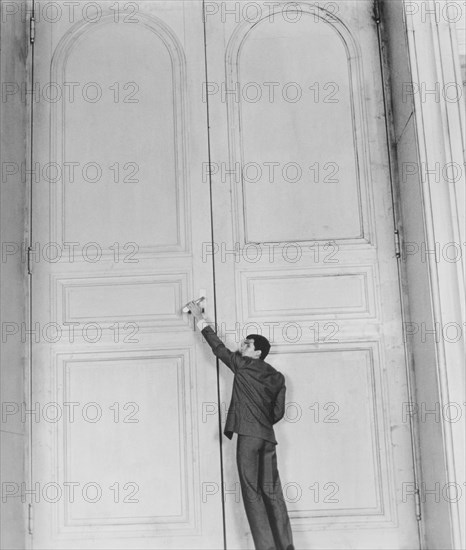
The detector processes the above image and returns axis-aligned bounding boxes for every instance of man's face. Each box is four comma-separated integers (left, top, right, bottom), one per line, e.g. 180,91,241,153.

240,338,261,359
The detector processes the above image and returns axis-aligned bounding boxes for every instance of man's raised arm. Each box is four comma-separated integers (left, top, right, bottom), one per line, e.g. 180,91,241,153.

186,300,239,374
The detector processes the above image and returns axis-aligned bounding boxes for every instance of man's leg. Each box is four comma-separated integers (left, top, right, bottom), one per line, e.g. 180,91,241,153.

260,441,294,550
236,435,276,550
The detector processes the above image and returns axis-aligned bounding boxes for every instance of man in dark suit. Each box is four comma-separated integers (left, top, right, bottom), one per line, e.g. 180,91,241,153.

187,300,294,550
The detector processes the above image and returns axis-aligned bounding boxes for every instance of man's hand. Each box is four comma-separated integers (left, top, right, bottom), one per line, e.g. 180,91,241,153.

187,300,205,321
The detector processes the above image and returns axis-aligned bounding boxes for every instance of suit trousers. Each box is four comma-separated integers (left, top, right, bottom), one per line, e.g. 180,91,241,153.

236,434,294,550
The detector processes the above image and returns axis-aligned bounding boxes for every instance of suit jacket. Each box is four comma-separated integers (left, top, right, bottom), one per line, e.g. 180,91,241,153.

201,325,286,444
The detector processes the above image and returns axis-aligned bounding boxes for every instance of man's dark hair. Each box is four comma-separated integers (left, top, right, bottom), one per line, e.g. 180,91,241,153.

247,334,271,360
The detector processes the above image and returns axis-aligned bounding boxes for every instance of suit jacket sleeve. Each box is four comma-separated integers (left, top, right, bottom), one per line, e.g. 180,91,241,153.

201,325,240,374
273,382,286,424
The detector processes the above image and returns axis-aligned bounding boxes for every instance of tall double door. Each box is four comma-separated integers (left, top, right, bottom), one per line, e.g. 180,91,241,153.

31,1,420,548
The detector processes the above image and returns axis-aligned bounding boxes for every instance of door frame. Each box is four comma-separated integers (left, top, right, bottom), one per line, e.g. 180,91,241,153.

378,1,465,549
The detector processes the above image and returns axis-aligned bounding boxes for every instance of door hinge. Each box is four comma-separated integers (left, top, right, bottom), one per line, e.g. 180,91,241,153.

28,503,34,534
29,17,35,44
414,487,422,521
394,229,401,259
27,246,33,275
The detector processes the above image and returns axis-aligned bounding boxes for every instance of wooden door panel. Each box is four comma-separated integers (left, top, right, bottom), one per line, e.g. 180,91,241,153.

205,1,420,549
48,5,189,253
226,10,367,244
32,2,222,548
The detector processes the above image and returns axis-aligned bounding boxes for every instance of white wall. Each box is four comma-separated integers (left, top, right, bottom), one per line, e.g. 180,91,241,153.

381,1,465,548
0,1,30,547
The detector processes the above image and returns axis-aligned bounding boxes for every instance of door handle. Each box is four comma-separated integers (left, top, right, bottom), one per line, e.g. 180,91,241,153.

182,290,206,313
